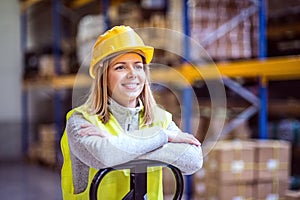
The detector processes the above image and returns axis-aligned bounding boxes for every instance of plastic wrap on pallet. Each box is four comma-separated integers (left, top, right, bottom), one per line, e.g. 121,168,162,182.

268,119,300,147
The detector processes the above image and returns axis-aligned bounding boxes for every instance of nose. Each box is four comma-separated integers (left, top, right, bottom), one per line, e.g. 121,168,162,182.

126,66,137,79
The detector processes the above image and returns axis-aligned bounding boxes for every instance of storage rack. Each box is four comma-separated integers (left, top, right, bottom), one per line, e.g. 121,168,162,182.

20,0,300,199
181,1,264,198
21,0,110,163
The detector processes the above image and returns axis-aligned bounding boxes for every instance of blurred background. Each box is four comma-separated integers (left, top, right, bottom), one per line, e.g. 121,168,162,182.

1,0,300,199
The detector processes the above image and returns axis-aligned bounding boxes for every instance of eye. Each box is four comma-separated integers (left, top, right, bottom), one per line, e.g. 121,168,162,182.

114,65,126,71
135,64,144,70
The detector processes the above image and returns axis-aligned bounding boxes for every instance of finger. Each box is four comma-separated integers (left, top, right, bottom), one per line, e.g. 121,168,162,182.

79,131,102,136
80,124,90,128
80,124,95,129
80,126,97,134
192,138,201,146
79,127,98,136
183,134,201,146
81,125,109,137
188,138,200,146
79,127,110,137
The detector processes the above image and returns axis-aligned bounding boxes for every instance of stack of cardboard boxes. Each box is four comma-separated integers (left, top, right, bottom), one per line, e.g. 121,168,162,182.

254,140,290,199
193,141,255,199
193,140,291,199
189,0,259,61
28,124,57,167
38,124,57,166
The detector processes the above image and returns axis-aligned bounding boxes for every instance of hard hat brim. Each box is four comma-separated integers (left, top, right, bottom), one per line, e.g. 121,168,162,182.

89,45,154,79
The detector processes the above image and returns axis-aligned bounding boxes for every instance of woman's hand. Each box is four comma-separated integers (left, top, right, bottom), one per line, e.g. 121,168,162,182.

165,130,201,146
78,124,111,138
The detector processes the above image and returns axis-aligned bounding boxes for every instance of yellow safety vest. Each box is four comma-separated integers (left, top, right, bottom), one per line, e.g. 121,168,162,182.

61,105,172,200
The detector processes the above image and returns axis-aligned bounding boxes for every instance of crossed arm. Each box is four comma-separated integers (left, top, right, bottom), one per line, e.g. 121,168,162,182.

67,113,203,175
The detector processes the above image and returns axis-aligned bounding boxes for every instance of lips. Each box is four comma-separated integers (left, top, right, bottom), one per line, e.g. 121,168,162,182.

122,83,140,89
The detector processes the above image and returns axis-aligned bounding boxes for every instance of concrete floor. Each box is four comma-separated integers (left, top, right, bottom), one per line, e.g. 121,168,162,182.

0,161,62,200
0,161,186,200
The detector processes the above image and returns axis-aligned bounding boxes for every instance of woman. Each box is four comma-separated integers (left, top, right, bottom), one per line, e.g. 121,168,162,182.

61,25,203,200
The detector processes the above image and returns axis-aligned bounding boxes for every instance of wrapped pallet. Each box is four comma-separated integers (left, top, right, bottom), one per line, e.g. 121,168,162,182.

76,14,106,67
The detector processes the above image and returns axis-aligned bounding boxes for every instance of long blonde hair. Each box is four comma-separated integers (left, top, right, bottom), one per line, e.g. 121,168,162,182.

85,53,156,125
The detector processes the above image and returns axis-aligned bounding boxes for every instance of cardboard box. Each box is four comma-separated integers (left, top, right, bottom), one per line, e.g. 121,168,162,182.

193,181,253,200
254,180,289,200
37,124,57,165
253,139,291,182
39,55,69,77
201,141,255,184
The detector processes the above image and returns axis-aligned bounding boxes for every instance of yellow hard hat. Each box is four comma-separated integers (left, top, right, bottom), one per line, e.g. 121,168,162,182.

89,25,154,78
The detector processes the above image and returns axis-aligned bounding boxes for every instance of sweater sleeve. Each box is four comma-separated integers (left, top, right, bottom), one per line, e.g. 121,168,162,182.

137,121,203,175
66,112,168,168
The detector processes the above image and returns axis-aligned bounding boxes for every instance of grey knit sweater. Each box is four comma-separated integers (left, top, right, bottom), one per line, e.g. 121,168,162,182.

66,99,203,194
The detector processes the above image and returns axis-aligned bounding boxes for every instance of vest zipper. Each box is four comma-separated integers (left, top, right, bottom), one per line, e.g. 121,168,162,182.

127,124,130,131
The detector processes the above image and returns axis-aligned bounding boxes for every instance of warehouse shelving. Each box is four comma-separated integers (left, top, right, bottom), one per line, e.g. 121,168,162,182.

20,0,111,165
22,74,91,90
151,55,300,137
22,55,300,88
179,0,300,198
20,0,300,199
152,55,300,199
152,56,300,82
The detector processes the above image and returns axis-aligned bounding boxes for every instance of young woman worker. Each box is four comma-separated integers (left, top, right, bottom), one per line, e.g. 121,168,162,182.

60,25,203,200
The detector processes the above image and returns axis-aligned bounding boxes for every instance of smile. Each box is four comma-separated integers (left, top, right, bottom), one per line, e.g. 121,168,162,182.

122,83,140,89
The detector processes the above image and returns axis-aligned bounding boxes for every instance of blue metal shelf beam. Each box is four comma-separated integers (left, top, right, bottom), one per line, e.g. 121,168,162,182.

101,0,110,29
52,0,64,163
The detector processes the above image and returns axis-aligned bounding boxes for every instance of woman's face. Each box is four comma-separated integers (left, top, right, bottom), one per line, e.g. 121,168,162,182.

107,52,146,108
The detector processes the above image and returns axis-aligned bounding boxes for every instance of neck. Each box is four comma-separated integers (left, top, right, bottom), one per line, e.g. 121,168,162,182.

108,98,143,132
127,99,137,108
116,99,137,108
108,98,143,119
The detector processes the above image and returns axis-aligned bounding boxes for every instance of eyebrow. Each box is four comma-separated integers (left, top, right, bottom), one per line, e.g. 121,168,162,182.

112,61,143,66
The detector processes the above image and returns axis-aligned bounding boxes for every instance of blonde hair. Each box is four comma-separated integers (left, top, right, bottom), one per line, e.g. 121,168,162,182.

85,53,156,125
